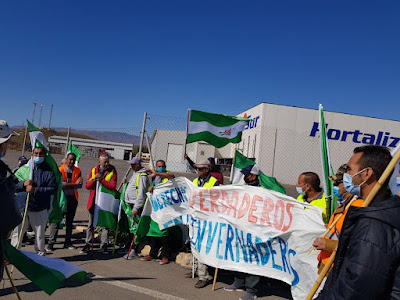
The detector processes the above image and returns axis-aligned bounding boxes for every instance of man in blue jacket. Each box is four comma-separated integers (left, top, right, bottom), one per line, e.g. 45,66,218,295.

316,145,400,299
11,146,57,256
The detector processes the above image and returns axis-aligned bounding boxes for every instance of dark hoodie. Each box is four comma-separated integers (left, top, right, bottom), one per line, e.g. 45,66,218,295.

317,191,400,299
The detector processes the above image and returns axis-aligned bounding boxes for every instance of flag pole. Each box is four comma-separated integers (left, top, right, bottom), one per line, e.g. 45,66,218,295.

11,193,30,277
184,110,191,155
306,148,400,299
212,268,219,291
111,222,119,256
308,196,357,255
4,264,22,300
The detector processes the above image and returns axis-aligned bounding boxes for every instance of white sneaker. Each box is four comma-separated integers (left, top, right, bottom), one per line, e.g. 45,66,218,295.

37,251,46,256
123,250,138,260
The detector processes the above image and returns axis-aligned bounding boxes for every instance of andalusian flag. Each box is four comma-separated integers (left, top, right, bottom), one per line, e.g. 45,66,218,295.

186,110,250,148
231,150,286,194
27,120,48,150
2,240,86,295
67,140,81,166
39,140,64,224
94,182,121,229
319,104,335,221
117,182,138,233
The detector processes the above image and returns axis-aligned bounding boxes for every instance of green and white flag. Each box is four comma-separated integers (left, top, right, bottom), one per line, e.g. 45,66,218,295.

319,104,335,221
67,140,81,166
231,150,286,194
2,240,86,295
186,110,250,148
117,182,138,233
94,182,121,229
27,120,48,150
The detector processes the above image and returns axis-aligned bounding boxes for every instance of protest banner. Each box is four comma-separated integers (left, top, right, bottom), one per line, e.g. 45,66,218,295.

147,177,326,300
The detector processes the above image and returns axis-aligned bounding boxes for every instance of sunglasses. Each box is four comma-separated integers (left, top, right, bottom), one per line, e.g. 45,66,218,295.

196,167,207,171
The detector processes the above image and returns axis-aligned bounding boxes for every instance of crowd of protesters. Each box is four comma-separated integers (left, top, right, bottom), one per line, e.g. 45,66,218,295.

2,118,400,299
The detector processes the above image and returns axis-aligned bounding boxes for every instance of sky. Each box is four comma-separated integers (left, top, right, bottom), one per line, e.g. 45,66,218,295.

1,0,399,131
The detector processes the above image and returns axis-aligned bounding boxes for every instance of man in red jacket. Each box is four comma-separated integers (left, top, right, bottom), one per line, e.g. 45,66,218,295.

80,154,117,254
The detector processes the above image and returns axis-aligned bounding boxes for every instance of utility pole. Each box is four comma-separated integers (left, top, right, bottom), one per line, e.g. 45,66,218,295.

48,104,53,129
138,112,149,159
38,104,43,129
32,102,37,124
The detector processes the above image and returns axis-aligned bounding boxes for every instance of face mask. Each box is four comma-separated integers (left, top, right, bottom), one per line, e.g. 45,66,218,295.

0,152,4,159
396,177,400,189
33,156,44,164
157,167,166,173
343,168,367,196
333,186,343,199
244,176,251,184
296,185,305,195
100,165,109,171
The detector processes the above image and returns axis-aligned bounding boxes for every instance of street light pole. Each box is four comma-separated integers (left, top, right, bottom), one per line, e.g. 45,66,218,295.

32,102,37,124
38,104,43,128
48,104,53,129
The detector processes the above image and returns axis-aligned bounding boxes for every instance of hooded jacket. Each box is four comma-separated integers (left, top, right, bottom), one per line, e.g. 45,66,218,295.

316,191,400,299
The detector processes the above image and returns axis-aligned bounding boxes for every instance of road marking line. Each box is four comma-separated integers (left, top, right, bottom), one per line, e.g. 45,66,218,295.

92,275,187,300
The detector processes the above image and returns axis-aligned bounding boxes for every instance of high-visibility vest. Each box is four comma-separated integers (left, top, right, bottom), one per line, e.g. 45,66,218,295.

318,197,364,267
59,164,81,200
135,172,148,197
90,167,114,183
151,171,170,188
297,192,327,221
193,176,218,188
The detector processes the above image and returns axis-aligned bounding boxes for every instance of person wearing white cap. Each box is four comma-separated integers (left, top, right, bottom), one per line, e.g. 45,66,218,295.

0,120,18,177
224,163,260,300
0,120,19,280
185,159,219,288
120,157,150,259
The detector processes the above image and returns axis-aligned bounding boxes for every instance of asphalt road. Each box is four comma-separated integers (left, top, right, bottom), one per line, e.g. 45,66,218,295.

1,150,295,300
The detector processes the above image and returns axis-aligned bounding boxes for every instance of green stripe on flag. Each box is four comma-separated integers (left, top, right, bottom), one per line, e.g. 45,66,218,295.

233,150,286,194
2,240,86,295
36,140,64,224
186,131,243,148
97,209,118,229
190,110,248,126
27,120,39,132
319,104,335,222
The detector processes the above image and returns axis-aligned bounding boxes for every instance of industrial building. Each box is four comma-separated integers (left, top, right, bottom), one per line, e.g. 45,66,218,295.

48,136,133,160
150,103,400,185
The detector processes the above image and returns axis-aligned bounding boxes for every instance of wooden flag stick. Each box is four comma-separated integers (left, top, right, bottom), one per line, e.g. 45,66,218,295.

5,264,22,300
308,196,357,255
11,193,30,276
305,148,400,300
212,268,219,291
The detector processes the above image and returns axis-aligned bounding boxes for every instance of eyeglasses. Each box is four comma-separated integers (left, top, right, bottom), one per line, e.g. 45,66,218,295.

196,167,206,171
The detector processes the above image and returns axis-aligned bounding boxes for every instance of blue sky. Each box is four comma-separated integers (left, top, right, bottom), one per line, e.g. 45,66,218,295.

1,0,399,130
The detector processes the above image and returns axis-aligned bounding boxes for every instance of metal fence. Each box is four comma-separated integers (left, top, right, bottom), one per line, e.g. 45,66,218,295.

13,111,360,186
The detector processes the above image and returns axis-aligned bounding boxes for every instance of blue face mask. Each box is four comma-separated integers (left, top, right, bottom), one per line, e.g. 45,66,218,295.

0,152,4,159
333,186,343,199
157,167,166,173
343,168,366,197
296,185,305,196
33,156,44,164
